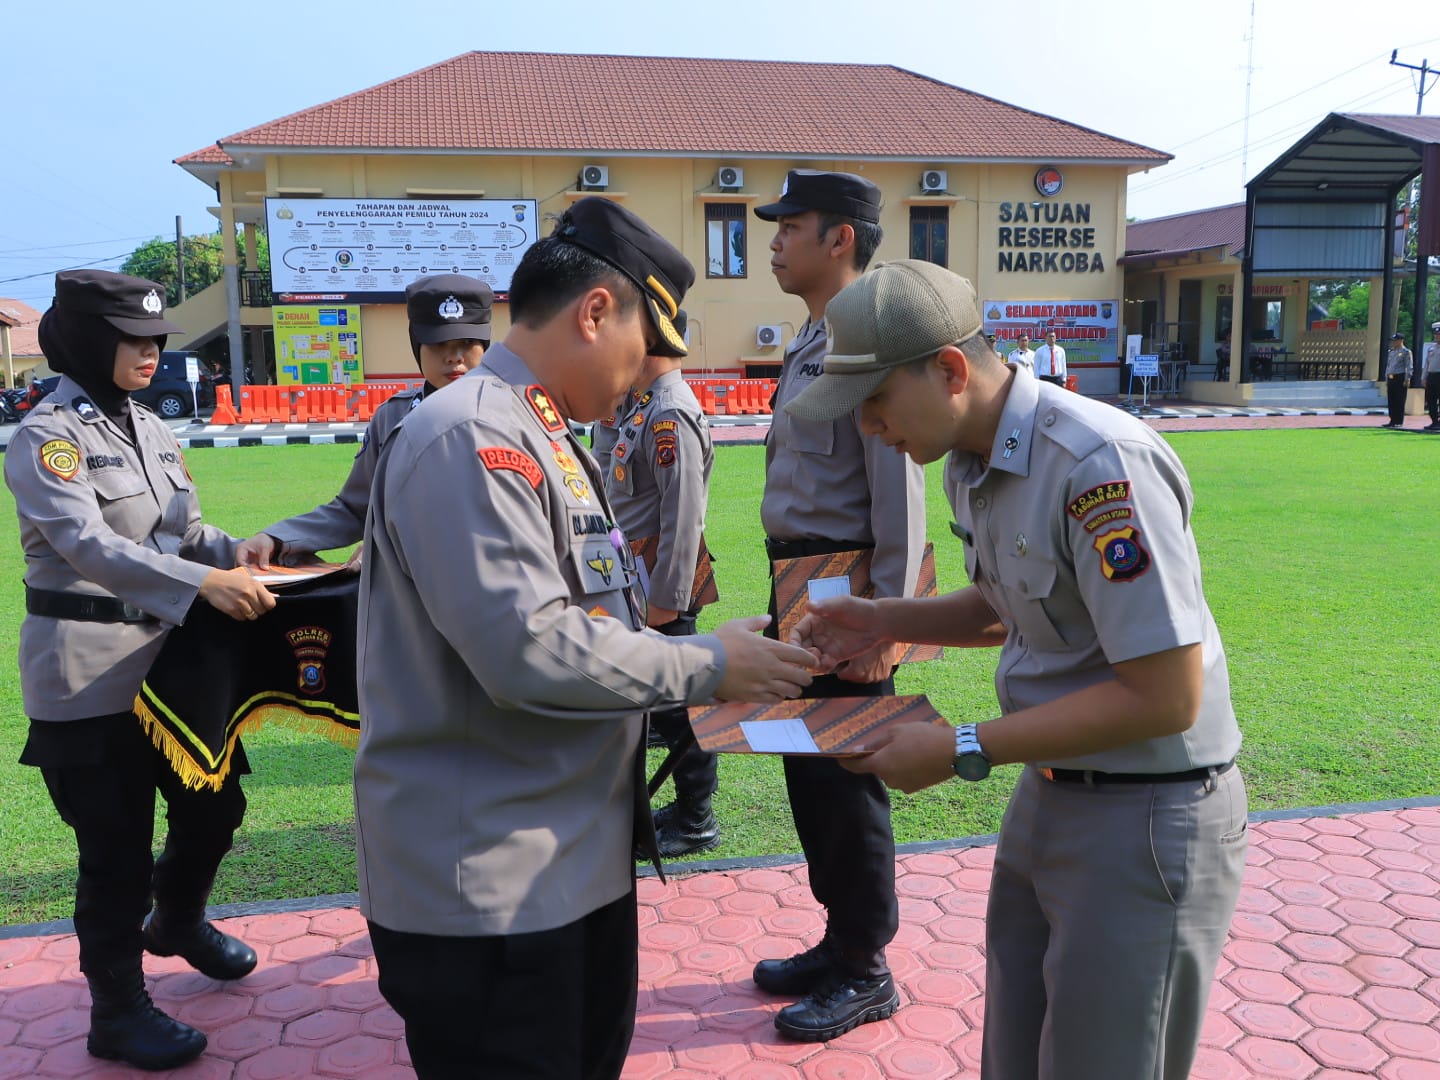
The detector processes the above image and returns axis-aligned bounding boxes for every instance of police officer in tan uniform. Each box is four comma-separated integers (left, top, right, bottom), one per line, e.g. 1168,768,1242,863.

751,170,927,1041
787,260,1248,1080
355,198,816,1080
604,311,721,856
236,274,492,568
5,270,277,1071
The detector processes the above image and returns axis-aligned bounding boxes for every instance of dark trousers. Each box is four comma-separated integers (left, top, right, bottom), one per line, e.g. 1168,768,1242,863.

1040,374,1066,387
369,888,638,1080
22,714,248,974
1387,374,1409,425
652,613,717,800
1425,373,1440,423
764,542,898,974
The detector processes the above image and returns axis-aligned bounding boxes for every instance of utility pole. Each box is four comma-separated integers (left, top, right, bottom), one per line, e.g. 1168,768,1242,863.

175,216,186,303
1388,50,1435,115
1241,0,1256,184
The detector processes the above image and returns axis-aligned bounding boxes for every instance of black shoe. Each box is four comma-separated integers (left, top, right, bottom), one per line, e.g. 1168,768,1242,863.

143,915,257,981
753,941,839,996
87,966,207,1071
647,726,668,749
655,807,719,858
774,973,900,1042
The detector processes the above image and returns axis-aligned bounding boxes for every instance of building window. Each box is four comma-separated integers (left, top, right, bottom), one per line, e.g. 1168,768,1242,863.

910,205,949,267
705,204,746,278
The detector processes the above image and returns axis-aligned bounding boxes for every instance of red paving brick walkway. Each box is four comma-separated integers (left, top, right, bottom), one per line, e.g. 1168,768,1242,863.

2,802,1438,1078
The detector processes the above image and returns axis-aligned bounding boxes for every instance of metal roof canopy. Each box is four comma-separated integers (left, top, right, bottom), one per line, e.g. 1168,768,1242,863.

1239,113,1440,381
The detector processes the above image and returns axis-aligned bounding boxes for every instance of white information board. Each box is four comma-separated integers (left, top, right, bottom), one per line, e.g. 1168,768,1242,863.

1131,354,1160,377
265,197,539,302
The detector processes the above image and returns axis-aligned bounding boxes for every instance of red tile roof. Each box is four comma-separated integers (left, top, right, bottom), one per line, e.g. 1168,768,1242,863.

179,52,1169,164
0,297,43,356
1124,203,1245,261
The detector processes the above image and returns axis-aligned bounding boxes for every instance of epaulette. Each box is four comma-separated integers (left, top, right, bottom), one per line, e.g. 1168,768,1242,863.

1035,403,1107,461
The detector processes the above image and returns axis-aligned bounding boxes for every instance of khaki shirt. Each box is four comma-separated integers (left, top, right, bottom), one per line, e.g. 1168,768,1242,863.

1386,345,1413,377
944,367,1241,773
589,391,631,479
4,376,237,720
762,317,926,599
263,388,422,556
355,344,727,937
1424,342,1440,375
605,370,713,612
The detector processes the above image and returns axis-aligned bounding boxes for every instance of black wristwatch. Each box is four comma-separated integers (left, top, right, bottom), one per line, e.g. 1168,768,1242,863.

952,723,992,781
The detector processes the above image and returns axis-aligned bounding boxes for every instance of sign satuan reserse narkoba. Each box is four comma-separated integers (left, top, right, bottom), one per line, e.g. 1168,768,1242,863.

265,197,539,302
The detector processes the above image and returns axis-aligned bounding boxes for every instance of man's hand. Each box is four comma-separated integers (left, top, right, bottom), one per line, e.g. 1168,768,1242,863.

199,567,278,623
713,615,817,703
841,721,956,793
788,594,888,672
646,603,678,629
341,542,364,572
235,534,279,570
836,641,899,684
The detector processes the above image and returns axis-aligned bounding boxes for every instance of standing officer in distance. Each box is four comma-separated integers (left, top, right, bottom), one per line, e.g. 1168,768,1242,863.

787,259,1247,1080
236,274,492,568
604,310,722,856
1422,323,1440,432
354,198,816,1079
1007,333,1036,372
6,270,276,1071
751,169,927,1041
1033,329,1066,386
1383,330,1412,428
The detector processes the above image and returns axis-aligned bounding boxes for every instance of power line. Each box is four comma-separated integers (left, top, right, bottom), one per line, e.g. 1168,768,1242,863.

0,235,156,257
0,253,131,286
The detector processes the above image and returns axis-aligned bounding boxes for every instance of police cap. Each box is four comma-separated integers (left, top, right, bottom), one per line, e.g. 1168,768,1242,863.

53,269,182,336
405,273,494,344
754,170,883,224
552,197,695,357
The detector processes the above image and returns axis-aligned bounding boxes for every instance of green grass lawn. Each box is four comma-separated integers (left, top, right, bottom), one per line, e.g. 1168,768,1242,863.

2,428,1437,924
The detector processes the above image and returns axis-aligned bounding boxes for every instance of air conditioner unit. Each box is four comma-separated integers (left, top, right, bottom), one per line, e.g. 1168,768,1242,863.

756,324,783,348
921,169,948,193
579,165,609,190
718,166,744,191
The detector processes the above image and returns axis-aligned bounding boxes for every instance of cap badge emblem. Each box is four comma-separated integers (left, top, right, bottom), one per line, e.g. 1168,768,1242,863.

780,176,790,196
438,295,464,320
141,289,163,315
1015,533,1028,556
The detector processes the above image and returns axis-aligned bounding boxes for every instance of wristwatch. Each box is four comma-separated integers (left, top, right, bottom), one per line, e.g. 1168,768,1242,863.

952,723,992,781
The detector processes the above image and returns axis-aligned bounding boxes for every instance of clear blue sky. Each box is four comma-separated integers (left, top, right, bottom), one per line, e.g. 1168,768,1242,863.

3,0,1435,310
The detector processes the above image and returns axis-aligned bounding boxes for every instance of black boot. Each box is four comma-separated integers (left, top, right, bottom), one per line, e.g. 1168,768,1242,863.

654,794,719,858
87,963,207,1070
143,912,257,981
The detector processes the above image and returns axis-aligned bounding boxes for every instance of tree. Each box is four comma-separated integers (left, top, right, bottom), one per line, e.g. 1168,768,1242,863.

120,231,269,308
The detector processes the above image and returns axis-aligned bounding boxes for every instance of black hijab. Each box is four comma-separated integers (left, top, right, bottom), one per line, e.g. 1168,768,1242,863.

37,305,167,420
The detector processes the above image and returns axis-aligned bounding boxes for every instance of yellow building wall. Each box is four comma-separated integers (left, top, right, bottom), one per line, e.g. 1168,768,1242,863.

243,152,1132,381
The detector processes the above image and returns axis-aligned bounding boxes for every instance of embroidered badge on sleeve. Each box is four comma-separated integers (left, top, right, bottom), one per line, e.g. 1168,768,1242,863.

40,439,81,481
1068,481,1130,521
655,433,678,468
1092,525,1151,582
478,447,543,489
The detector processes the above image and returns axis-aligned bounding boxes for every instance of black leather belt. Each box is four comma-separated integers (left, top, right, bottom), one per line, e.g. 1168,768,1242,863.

764,537,872,562
1039,759,1234,786
26,586,153,624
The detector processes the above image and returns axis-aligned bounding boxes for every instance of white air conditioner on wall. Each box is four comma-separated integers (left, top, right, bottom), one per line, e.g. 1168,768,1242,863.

718,166,744,190
921,169,948,193
580,165,609,190
756,324,783,348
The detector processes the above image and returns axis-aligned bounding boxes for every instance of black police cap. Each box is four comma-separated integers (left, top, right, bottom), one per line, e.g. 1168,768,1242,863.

552,197,695,357
53,269,182,336
405,274,495,344
755,170,882,224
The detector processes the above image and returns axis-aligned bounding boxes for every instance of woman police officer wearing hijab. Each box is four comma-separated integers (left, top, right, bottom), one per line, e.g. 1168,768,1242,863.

5,270,276,1071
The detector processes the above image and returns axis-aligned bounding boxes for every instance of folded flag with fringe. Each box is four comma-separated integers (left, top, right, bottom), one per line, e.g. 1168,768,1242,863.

135,571,360,790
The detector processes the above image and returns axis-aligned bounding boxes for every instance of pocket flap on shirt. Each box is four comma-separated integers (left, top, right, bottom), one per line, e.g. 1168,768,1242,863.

88,466,148,501
995,554,1058,600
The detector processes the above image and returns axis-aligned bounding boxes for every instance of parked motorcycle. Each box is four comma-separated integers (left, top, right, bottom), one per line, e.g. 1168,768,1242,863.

0,387,27,424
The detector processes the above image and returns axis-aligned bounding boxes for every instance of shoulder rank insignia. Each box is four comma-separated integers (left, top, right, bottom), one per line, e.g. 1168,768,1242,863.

1092,525,1150,582
478,446,543,490
525,385,565,432
637,390,654,408
40,438,81,481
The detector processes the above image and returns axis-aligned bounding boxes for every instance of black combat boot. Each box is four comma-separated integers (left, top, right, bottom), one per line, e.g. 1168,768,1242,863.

142,911,257,981
654,794,719,858
87,962,207,1070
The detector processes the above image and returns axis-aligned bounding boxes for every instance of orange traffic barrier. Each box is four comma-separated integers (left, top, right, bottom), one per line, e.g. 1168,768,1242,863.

758,379,775,415
211,385,240,425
